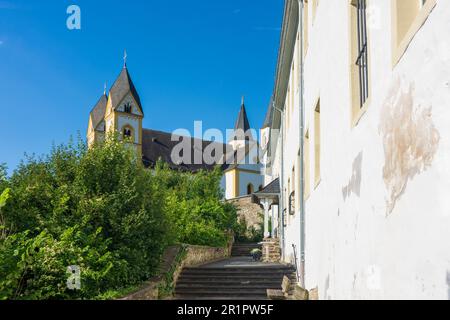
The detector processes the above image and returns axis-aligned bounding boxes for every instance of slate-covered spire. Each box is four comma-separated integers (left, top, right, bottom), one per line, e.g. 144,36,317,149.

109,64,143,115
234,96,251,133
89,90,108,131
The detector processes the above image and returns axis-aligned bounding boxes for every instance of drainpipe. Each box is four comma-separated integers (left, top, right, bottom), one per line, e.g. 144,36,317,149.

298,0,306,289
273,103,285,261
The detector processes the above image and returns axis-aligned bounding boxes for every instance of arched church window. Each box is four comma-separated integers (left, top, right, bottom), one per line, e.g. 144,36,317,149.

123,128,132,140
247,183,254,195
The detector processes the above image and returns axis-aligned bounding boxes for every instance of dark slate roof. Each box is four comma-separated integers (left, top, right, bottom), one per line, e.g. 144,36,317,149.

222,142,260,172
141,129,235,173
109,67,143,114
89,94,108,131
254,178,280,195
234,101,251,133
262,97,274,129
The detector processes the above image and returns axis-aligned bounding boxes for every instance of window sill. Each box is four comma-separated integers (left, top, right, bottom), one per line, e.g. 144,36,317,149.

314,178,321,190
392,0,437,67
351,96,370,128
304,192,311,202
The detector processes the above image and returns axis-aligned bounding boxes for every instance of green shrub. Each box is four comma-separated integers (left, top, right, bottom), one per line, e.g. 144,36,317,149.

156,164,238,247
234,215,264,243
0,135,240,300
0,136,169,299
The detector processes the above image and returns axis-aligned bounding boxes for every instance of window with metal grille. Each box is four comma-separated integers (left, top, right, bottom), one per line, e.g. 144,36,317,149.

355,0,369,108
289,191,295,215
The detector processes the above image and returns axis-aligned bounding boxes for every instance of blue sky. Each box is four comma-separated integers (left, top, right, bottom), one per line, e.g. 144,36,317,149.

0,0,283,174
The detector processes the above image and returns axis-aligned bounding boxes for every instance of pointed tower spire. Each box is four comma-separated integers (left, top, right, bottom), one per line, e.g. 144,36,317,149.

234,97,251,133
241,95,245,106
123,49,127,68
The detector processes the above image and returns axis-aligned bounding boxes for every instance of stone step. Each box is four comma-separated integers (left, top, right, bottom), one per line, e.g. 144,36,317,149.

175,295,269,300
176,284,282,290
175,288,270,295
177,277,295,283
182,268,294,274
177,277,284,286
179,274,295,280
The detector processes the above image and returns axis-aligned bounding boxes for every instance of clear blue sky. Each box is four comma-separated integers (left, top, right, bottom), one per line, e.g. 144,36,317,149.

0,0,283,174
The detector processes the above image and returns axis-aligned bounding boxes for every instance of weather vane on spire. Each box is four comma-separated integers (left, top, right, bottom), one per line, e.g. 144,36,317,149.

123,49,127,68
104,82,107,95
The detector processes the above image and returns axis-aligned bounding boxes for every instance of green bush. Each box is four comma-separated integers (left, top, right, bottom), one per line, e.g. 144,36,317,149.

0,135,239,300
0,136,168,299
155,164,237,248
234,215,264,244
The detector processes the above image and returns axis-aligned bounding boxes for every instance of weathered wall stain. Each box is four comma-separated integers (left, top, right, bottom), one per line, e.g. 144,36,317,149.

379,80,440,215
342,152,363,201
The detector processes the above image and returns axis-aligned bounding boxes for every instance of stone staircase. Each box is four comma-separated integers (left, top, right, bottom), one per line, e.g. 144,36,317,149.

230,242,262,257
174,243,295,300
175,265,296,299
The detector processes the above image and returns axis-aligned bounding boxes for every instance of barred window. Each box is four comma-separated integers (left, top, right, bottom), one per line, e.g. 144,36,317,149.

355,0,369,108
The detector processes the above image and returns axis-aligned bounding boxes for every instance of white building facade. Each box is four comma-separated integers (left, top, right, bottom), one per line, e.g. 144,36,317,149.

264,0,450,299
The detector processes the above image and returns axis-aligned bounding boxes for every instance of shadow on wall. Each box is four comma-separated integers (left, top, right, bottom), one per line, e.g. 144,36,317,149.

342,152,363,201
447,271,450,300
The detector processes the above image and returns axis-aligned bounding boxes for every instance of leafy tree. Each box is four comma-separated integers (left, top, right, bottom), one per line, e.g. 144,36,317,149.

155,164,237,247
0,135,239,300
0,136,168,299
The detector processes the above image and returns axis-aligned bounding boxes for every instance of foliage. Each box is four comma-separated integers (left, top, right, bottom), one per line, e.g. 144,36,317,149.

157,245,187,299
250,248,262,261
154,164,238,247
234,215,264,243
0,135,239,300
0,136,168,299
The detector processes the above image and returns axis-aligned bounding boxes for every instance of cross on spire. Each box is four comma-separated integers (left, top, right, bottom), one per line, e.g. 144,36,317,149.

123,49,127,68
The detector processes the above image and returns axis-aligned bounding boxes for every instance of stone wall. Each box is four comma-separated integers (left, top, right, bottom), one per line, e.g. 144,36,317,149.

120,241,233,300
183,244,232,267
227,196,263,231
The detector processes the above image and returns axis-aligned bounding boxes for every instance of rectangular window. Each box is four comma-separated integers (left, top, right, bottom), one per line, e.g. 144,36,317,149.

296,150,301,213
287,85,291,128
311,0,319,24
304,130,311,200
392,0,436,65
303,0,309,57
350,0,370,125
396,0,428,45
314,101,321,186
355,0,369,108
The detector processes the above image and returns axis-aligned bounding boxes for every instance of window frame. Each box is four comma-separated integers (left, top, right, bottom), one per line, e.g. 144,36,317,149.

122,125,135,143
391,0,437,66
247,183,254,195
349,0,372,128
304,129,311,201
314,99,321,188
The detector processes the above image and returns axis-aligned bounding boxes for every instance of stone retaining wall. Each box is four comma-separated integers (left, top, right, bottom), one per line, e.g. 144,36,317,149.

227,196,263,231
120,240,233,300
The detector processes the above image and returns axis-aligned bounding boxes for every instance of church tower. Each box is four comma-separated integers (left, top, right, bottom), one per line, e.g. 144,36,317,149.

87,89,108,147
103,56,144,157
229,96,253,151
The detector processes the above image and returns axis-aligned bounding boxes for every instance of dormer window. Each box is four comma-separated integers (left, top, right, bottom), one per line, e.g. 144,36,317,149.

124,102,132,113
